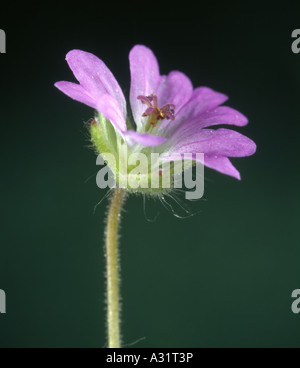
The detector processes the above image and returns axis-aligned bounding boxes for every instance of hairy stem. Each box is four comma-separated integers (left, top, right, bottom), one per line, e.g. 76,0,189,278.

105,188,126,348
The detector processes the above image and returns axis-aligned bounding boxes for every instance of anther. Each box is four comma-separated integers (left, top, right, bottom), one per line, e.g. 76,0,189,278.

137,94,176,122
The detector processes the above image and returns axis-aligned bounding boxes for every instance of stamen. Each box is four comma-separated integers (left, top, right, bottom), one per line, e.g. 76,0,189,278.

137,95,153,107
137,94,176,126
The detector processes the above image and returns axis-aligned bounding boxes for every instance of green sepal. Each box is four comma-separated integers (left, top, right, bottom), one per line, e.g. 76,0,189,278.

90,113,118,157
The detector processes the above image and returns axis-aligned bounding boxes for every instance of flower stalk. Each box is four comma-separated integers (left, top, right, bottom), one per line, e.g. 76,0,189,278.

105,188,126,348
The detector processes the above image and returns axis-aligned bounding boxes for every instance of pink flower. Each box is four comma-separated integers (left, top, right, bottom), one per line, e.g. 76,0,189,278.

55,45,256,180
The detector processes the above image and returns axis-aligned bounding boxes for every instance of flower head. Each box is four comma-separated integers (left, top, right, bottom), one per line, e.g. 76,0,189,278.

55,45,256,194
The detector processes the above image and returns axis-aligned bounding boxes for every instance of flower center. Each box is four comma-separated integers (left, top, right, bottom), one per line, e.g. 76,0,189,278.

137,94,175,127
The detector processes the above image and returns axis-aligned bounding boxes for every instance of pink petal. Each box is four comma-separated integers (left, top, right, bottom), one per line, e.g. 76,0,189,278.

124,130,167,147
203,156,241,180
171,128,256,157
174,106,248,137
96,94,127,133
176,87,228,121
198,106,248,127
55,81,97,109
129,45,161,130
159,153,241,180
164,87,228,136
156,71,193,112
66,50,127,117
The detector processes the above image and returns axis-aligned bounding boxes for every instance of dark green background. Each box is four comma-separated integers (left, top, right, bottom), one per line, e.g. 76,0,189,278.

1,2,300,347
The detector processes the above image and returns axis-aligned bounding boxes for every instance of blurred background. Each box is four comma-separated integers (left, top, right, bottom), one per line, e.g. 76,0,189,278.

0,2,300,347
